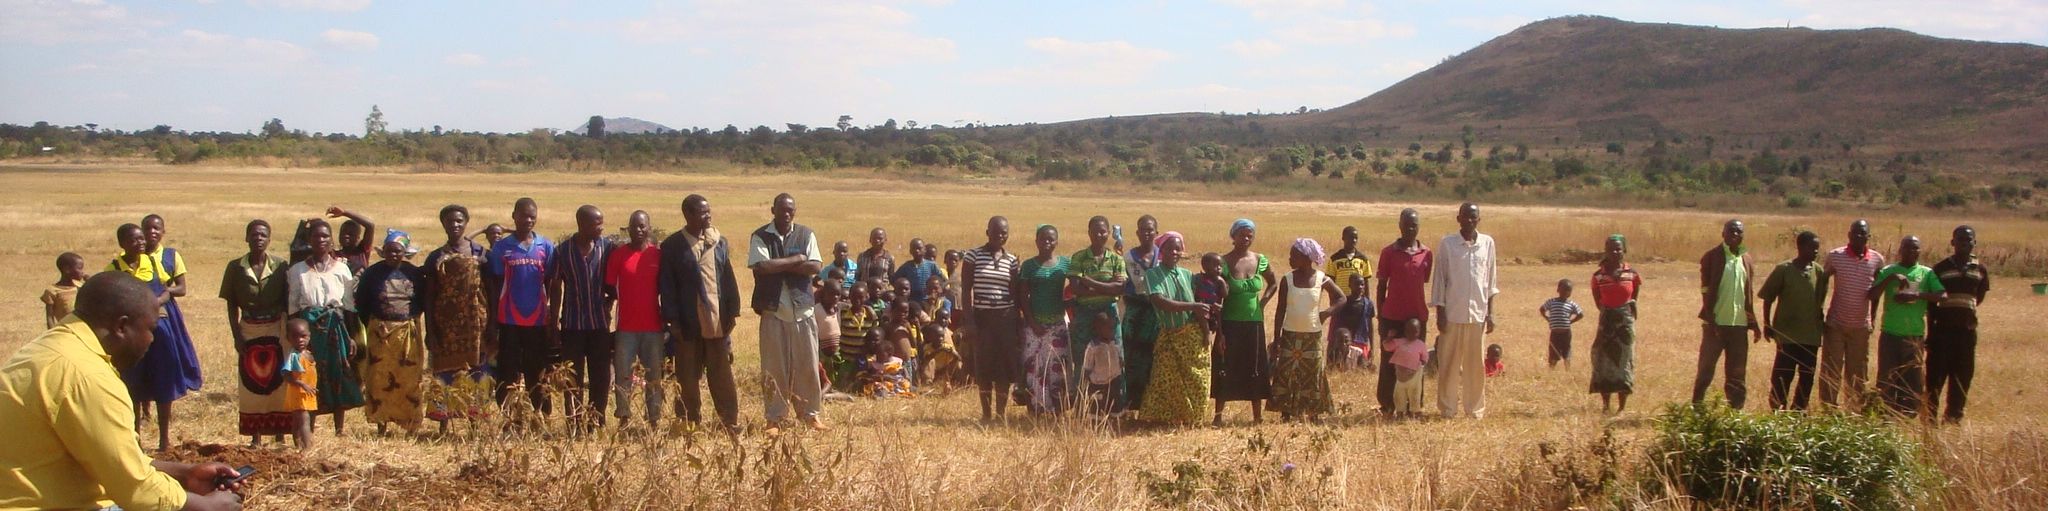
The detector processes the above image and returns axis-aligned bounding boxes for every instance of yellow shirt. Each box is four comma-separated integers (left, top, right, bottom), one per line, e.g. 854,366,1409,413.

0,316,187,511
1325,253,1373,290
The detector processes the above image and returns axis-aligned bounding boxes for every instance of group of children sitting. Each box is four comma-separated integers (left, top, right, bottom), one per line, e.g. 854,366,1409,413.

816,267,961,399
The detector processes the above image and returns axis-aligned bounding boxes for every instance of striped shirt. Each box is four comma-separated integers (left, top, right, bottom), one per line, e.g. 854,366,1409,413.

549,236,614,331
1822,246,1885,329
962,246,1018,310
1541,297,1582,330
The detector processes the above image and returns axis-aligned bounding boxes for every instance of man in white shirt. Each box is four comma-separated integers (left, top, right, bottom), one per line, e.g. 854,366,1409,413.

1430,202,1499,419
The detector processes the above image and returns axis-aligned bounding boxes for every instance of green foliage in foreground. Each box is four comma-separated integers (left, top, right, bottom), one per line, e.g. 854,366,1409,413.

1648,402,1935,511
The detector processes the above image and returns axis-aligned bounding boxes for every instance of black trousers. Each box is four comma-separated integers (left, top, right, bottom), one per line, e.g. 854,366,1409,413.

1376,317,1426,415
1926,316,1977,422
495,325,553,415
1768,343,1819,411
560,329,614,423
674,331,740,429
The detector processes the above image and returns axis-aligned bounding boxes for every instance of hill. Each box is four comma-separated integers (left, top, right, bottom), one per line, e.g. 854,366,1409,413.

1288,15,2048,154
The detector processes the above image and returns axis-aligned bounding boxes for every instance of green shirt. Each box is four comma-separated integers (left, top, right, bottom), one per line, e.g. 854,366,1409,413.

1145,265,1196,331
1713,245,1750,327
1874,263,1944,337
1067,247,1126,309
1759,260,1828,346
1223,254,1269,322
1019,256,1070,325
219,253,289,320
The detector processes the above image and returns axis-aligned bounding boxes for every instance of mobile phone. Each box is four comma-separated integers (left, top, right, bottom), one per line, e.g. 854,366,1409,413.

217,465,256,487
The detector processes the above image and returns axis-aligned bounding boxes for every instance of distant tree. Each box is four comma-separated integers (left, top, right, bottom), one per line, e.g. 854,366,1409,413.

905,120,918,130
1605,142,1624,156
432,125,443,136
1407,142,1422,154
785,123,808,135
364,105,388,140
880,119,898,131
151,125,172,136
1308,158,1326,177
836,115,853,131
587,115,606,138
1460,125,1475,152
261,118,288,139
84,123,97,132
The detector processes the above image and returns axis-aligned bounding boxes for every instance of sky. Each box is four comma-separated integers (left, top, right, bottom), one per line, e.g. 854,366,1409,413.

4,0,2046,135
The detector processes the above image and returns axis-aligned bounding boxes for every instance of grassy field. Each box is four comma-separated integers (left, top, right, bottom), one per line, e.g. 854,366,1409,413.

2,163,2044,509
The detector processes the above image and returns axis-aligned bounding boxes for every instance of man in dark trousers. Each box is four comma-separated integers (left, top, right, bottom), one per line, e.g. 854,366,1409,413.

659,194,743,433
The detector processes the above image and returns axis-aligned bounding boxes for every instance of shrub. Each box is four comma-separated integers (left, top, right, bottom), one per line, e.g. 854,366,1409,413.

1785,194,1811,208
1646,403,1934,511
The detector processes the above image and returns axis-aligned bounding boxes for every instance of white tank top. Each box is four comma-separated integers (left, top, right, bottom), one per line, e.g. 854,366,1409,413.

1283,270,1327,333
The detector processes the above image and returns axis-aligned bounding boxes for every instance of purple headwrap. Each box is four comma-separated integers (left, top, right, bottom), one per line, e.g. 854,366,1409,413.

1155,230,1185,252
1291,237,1326,265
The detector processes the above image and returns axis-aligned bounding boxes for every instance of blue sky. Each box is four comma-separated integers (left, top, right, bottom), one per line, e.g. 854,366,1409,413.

4,0,2045,134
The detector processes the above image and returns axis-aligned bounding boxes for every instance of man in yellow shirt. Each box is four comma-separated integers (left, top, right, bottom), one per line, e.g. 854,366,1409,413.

1,273,243,511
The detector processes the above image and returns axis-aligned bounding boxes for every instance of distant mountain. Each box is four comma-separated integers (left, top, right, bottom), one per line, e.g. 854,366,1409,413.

1285,15,2048,153
572,117,672,136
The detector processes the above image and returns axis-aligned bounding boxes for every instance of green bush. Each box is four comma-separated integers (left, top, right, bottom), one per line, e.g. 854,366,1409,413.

1647,403,1934,511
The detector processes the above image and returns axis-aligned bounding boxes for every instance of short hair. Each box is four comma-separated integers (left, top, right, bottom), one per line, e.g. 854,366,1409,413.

772,193,794,205
514,197,538,211
115,223,142,242
246,219,270,234
683,194,707,212
575,204,601,221
56,252,83,270
1399,208,1419,219
825,266,847,281
1797,231,1820,245
141,213,164,226
439,204,469,221
286,317,310,335
73,272,156,327
1557,279,1574,288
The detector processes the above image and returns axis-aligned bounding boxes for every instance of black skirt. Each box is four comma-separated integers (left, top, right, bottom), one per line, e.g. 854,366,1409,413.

969,307,1023,384
1212,320,1272,401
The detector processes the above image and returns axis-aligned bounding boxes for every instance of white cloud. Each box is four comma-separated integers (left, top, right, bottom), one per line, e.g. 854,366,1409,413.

1227,38,1287,57
0,0,161,45
1216,0,1347,19
320,29,378,51
444,52,487,66
247,0,370,12
1217,0,1415,47
1784,0,2048,42
610,1,956,67
1275,15,1416,44
114,29,309,70
977,37,1175,86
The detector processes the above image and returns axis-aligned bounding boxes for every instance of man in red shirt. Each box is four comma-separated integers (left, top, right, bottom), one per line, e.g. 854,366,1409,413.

1374,208,1432,418
605,210,664,427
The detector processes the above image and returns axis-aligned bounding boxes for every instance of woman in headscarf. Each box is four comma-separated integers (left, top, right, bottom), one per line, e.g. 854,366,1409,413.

1138,231,1217,425
355,229,428,434
221,219,292,445
1588,234,1643,414
287,218,365,433
1214,218,1278,425
1269,237,1344,422
1016,224,1072,414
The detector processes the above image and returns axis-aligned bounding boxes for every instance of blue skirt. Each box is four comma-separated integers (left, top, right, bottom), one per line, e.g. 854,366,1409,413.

125,298,204,403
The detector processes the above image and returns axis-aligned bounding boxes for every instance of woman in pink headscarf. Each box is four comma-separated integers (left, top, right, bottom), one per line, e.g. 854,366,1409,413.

1136,231,1219,425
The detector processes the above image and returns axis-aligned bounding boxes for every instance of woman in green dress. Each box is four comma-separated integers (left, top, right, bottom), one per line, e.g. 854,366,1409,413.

1213,218,1278,425
1140,232,1218,425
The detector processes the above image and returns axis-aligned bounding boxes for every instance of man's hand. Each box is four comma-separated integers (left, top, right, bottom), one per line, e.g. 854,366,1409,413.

1748,324,1763,343
721,317,738,337
180,462,241,494
1485,317,1495,334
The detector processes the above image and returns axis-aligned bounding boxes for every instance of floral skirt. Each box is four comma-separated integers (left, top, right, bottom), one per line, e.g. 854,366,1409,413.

235,317,293,435
1022,321,1071,414
1269,330,1332,416
1589,306,1636,394
364,317,427,431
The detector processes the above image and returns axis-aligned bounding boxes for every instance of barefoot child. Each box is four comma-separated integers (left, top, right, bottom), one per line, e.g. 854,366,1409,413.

1538,279,1585,369
1386,319,1430,418
1080,309,1123,414
283,318,320,449
43,252,86,328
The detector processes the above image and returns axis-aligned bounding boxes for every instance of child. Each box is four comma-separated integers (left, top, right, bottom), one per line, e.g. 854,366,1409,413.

815,270,849,396
43,252,86,328
1331,274,1376,371
1080,310,1124,414
862,302,915,398
886,298,920,390
828,241,858,291
918,275,960,388
834,283,878,392
1194,253,1228,334
1386,319,1430,418
1538,279,1586,369
283,318,320,449
1485,344,1507,377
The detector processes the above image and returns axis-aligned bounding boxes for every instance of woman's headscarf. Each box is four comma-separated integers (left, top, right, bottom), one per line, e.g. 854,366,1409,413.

1230,218,1255,237
1291,237,1326,265
1155,231,1184,253
385,228,419,257
1608,233,1626,251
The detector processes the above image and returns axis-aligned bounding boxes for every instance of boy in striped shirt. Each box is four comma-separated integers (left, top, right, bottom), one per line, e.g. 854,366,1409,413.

1538,279,1585,369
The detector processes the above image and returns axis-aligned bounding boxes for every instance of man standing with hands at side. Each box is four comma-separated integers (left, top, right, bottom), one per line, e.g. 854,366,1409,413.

1693,219,1762,409
661,195,743,433
1430,203,1497,419
748,193,826,430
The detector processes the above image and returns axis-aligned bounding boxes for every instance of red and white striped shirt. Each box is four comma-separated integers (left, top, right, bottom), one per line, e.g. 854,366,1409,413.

1822,246,1886,329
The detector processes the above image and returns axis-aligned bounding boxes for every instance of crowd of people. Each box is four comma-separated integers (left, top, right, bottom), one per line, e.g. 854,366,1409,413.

1,194,1997,510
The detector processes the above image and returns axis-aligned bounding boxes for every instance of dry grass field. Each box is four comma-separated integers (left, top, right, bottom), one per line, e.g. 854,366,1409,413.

2,162,2045,510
